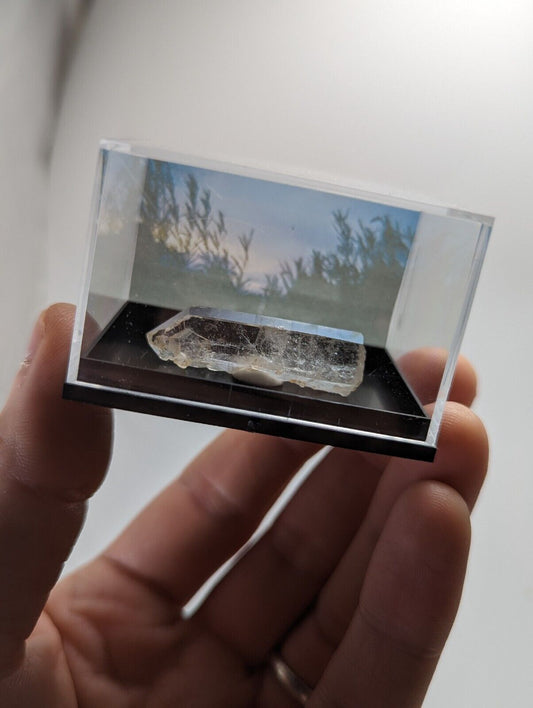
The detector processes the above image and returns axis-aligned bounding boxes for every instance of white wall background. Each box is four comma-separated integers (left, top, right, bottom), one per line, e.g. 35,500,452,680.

1,1,532,705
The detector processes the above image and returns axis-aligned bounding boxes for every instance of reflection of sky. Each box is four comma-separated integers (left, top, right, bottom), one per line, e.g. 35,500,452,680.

169,162,420,292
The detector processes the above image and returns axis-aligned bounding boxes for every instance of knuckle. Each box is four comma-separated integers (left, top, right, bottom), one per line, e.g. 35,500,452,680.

180,469,249,524
358,603,442,661
313,599,348,649
269,517,333,580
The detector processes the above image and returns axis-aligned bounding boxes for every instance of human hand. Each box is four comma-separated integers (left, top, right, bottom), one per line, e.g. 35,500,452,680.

0,304,487,707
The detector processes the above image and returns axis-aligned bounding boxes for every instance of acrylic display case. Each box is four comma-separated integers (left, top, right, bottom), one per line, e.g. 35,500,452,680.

63,140,492,460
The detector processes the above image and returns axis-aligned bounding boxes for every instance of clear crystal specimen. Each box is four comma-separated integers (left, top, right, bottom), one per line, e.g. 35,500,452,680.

147,307,366,397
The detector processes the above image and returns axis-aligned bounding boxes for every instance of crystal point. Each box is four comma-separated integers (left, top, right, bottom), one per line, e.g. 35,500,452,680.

147,308,365,397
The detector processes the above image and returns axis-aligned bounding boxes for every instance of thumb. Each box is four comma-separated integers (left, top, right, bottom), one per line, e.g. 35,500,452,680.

0,304,112,676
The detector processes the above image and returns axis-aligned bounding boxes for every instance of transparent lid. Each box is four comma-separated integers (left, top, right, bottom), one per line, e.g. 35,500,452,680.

65,140,492,460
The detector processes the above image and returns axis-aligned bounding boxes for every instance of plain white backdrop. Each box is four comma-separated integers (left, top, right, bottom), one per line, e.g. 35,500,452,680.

1,2,532,705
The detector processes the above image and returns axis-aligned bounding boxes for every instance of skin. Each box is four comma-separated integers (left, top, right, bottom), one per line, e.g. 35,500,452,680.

0,304,488,707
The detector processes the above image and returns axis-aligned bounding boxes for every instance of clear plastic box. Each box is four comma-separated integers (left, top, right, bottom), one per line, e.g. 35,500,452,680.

63,140,492,460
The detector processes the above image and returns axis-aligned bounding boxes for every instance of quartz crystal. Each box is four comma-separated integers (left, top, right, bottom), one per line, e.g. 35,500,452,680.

147,308,366,397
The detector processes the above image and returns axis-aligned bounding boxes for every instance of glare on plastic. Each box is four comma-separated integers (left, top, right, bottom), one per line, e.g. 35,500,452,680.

64,140,492,461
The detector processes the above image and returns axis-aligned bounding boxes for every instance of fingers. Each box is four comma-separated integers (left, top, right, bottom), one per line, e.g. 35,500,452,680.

193,356,479,662
356,351,478,474
277,402,487,688
307,482,471,708
0,304,112,676
399,349,478,408
195,446,382,662
103,432,320,606
102,348,477,633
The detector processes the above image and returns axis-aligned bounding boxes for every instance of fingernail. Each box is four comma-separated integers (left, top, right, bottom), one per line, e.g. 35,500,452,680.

24,314,45,365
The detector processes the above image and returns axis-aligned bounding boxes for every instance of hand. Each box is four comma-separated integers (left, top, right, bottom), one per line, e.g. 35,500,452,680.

0,304,487,707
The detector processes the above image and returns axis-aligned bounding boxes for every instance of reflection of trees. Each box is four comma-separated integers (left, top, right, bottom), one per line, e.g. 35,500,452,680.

276,211,410,296
139,162,253,289
132,159,415,343
260,210,413,339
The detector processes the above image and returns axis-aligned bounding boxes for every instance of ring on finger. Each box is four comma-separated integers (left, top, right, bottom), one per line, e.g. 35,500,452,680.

269,652,312,705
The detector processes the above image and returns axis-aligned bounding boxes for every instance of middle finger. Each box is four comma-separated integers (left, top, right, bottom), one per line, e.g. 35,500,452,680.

195,445,382,662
